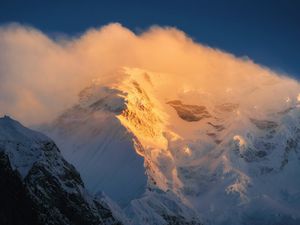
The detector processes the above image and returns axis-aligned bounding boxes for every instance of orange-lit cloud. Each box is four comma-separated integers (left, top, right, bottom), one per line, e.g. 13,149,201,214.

0,23,299,125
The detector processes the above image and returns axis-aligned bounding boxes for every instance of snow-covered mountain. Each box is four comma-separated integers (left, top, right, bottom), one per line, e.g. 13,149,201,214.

42,86,148,207
40,67,300,225
0,115,123,225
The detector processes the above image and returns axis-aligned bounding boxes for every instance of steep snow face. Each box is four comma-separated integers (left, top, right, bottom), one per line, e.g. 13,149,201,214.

42,84,147,207
41,70,203,224
44,67,300,225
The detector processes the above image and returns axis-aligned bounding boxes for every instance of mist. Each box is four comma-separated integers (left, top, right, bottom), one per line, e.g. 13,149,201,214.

0,23,299,125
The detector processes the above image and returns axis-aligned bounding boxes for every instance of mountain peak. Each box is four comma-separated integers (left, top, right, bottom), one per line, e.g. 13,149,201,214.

1,115,20,125
0,115,50,144
41,67,300,225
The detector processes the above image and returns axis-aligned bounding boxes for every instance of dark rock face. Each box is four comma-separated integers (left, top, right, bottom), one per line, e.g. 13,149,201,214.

281,128,300,169
216,103,239,112
207,122,225,131
239,147,268,162
167,100,211,122
249,118,278,130
0,117,122,225
0,152,39,225
0,143,122,225
162,214,203,225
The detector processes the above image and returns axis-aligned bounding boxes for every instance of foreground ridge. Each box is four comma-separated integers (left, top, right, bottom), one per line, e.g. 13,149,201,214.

0,116,122,225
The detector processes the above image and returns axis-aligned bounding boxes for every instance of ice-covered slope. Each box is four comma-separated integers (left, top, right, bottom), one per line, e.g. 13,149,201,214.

42,85,147,207
0,116,123,225
44,67,300,225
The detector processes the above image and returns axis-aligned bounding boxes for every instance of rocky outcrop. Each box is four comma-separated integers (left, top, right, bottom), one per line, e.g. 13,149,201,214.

0,116,122,225
167,100,211,122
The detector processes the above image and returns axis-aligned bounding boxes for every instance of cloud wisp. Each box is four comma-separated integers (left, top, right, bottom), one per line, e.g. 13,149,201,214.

0,23,299,125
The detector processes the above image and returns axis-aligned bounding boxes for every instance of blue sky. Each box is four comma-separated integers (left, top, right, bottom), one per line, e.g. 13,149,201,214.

1,0,299,78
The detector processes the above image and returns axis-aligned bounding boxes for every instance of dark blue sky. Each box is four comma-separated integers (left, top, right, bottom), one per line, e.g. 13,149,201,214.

1,0,299,78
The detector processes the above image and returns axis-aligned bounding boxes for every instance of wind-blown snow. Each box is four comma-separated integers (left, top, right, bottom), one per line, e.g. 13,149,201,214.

42,67,300,225
2,23,300,225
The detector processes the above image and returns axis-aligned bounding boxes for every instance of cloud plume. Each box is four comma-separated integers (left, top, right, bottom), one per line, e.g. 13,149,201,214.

0,23,299,125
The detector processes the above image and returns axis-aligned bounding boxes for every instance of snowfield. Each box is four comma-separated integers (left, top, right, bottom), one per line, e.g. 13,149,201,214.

40,67,300,225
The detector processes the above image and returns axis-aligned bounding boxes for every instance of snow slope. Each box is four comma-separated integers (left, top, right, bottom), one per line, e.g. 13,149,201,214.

0,115,53,178
42,85,147,207
43,67,300,225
